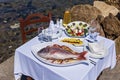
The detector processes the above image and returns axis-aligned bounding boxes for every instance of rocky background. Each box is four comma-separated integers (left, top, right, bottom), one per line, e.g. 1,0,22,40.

0,0,120,63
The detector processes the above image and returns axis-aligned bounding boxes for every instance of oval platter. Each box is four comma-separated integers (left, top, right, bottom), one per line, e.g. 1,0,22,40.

31,42,88,67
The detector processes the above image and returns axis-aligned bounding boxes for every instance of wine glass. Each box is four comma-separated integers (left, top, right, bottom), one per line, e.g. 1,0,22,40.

88,27,99,41
88,19,100,41
38,27,45,43
38,26,53,42
50,19,62,39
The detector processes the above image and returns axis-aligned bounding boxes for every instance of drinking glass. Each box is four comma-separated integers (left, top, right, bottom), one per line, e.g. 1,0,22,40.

50,19,62,39
38,27,53,42
88,27,99,41
38,27,45,43
44,28,53,42
88,19,100,41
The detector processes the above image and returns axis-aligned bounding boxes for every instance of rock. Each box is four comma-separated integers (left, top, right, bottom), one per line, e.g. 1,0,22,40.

115,36,120,55
101,13,120,40
94,1,119,17
96,15,105,23
95,15,105,37
70,4,102,23
10,23,20,29
116,12,120,20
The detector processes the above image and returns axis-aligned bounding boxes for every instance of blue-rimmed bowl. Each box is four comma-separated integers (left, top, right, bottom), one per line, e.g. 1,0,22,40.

64,21,90,38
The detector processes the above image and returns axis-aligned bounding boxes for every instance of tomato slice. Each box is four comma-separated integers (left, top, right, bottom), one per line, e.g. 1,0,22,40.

76,32,81,36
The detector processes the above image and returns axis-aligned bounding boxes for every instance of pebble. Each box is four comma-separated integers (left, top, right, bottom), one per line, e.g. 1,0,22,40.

8,46,12,48
10,23,20,29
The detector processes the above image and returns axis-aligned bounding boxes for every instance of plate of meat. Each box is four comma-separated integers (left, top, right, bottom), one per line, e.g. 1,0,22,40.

31,42,88,67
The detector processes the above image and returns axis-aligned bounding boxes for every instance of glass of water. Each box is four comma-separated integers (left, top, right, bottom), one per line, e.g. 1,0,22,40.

44,28,53,42
88,27,99,41
38,27,53,42
38,27,45,42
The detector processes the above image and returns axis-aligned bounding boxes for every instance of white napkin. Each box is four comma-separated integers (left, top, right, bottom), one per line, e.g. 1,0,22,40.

88,40,105,55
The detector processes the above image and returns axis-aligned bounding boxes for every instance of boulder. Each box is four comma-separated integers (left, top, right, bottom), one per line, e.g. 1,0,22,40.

94,1,119,17
101,13,120,40
90,19,105,37
70,4,102,23
96,15,105,37
116,12,120,20
96,14,105,23
115,36,120,55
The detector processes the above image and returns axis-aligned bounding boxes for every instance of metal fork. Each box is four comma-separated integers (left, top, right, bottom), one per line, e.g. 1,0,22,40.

89,59,96,66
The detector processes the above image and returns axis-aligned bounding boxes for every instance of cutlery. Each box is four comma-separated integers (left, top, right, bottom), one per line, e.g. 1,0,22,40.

89,59,96,66
85,39,93,43
86,46,91,51
72,44,84,47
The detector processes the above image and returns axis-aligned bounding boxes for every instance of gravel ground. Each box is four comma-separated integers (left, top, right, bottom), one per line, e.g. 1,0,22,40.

0,0,94,63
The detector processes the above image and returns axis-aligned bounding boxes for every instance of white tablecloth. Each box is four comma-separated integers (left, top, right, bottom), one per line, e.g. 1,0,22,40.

14,35,116,80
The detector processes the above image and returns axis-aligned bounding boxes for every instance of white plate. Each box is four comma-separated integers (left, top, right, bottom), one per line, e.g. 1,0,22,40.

86,46,108,59
31,42,88,67
64,21,90,38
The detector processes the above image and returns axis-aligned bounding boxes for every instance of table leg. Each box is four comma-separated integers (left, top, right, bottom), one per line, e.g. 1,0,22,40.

97,71,103,80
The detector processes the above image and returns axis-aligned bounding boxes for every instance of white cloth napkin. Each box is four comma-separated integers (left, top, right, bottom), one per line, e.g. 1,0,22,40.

88,40,105,55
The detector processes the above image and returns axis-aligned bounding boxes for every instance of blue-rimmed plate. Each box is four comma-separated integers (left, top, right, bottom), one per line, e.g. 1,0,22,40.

31,42,89,67
64,21,90,38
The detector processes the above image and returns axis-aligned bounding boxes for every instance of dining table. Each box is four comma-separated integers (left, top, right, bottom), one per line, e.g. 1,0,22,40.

14,26,116,80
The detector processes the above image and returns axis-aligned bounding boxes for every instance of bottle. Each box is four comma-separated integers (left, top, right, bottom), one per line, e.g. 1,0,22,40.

63,9,71,27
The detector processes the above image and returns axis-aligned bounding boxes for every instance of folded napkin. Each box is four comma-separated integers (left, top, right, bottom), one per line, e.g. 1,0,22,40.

88,40,105,55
